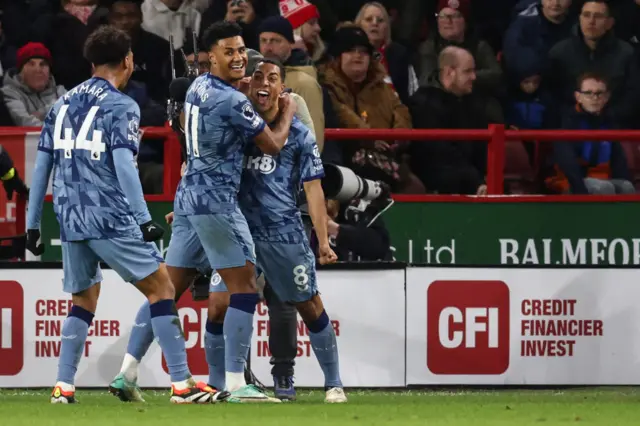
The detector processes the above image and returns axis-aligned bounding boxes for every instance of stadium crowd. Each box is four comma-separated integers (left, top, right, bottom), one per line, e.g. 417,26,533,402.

0,0,639,196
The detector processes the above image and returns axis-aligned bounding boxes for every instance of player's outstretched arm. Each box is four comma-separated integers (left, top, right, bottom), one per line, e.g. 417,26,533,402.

26,149,53,255
254,93,297,155
304,179,337,265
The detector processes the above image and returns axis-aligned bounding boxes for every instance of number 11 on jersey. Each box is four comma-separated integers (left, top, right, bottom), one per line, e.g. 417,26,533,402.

184,102,200,158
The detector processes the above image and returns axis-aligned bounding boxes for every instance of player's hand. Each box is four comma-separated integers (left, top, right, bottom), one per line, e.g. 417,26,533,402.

278,93,296,116
237,77,251,95
165,212,174,225
2,169,29,200
140,221,165,242
318,244,338,265
26,229,44,256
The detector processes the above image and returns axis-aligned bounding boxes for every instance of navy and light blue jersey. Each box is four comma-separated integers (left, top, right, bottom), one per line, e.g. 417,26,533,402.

174,74,266,215
239,117,324,239
38,77,142,242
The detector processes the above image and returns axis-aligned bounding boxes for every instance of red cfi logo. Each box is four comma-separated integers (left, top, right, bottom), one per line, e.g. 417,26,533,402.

427,280,510,375
161,297,208,376
0,281,24,375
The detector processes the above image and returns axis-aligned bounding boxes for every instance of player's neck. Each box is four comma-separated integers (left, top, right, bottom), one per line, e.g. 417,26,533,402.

262,106,280,124
92,69,121,91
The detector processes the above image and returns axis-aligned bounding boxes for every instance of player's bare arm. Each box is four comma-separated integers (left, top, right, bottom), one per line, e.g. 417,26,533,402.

304,179,337,265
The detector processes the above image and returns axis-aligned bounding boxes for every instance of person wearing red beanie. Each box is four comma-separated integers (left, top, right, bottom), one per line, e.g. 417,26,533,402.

1,42,66,126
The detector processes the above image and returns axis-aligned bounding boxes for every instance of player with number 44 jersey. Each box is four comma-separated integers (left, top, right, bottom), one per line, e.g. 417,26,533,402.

26,26,227,405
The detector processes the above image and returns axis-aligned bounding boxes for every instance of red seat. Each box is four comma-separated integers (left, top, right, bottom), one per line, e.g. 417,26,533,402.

504,141,535,194
621,142,640,190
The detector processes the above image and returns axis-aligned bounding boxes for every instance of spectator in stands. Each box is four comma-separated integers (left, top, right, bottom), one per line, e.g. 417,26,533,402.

546,73,635,195
107,0,174,103
2,1,58,49
1,43,66,127
503,0,573,88
408,46,503,195
184,40,211,76
141,0,201,50
547,0,640,127
354,2,419,105
0,16,18,81
258,16,325,150
615,0,640,61
323,26,424,193
49,0,107,90
281,0,329,65
201,0,265,50
415,0,502,98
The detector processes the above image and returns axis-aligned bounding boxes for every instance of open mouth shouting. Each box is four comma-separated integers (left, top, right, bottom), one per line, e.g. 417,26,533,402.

255,90,270,107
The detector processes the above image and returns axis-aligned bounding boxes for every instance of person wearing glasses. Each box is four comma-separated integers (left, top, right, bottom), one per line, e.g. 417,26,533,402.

415,0,502,98
547,0,640,127
355,2,419,105
546,72,635,195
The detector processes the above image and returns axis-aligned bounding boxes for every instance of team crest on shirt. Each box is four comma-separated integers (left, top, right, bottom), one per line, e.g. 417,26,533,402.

313,145,320,157
210,273,222,286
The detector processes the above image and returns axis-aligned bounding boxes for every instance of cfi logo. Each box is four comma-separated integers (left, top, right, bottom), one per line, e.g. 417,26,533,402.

244,155,276,174
0,281,24,376
162,296,208,375
427,280,510,375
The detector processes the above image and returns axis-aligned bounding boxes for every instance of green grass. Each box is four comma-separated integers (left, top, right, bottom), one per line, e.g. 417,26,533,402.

2,388,640,425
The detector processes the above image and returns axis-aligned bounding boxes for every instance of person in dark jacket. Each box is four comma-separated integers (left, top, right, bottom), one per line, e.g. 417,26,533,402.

547,72,635,194
415,0,503,99
315,198,392,262
354,2,419,105
48,0,108,90
503,0,573,87
409,46,503,195
106,0,174,103
546,0,640,127
0,144,28,200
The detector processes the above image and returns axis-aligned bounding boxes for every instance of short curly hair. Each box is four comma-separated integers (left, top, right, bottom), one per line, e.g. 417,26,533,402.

84,25,131,68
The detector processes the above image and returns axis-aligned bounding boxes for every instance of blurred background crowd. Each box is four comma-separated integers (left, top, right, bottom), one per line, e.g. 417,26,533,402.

0,0,639,197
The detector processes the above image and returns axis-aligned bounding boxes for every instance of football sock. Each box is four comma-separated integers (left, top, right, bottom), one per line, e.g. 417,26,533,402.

204,321,226,390
306,310,343,388
121,300,153,381
224,293,259,391
149,299,191,383
57,305,94,385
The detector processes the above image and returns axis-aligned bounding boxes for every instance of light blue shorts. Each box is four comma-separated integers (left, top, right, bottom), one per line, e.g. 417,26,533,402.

61,237,163,294
209,234,317,303
255,238,317,303
165,214,210,273
188,207,256,270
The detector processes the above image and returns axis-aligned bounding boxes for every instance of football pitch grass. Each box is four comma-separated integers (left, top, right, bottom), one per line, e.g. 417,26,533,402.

2,388,640,425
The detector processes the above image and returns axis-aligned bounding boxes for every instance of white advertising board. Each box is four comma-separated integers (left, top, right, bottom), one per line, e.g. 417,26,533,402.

406,267,640,385
0,268,405,388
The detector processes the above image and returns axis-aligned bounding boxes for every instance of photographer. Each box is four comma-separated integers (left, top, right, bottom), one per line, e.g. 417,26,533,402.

302,164,393,261
323,198,392,261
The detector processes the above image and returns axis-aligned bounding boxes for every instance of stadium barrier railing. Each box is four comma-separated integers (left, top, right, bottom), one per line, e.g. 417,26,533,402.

3,125,640,205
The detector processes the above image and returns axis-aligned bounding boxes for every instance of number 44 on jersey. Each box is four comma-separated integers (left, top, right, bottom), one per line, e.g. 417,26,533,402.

53,105,106,160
